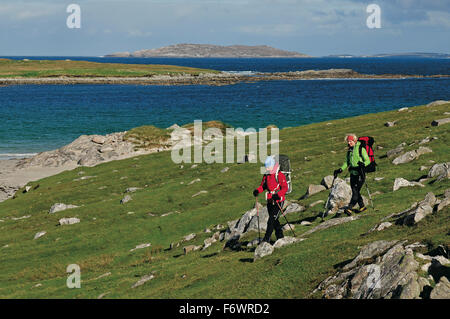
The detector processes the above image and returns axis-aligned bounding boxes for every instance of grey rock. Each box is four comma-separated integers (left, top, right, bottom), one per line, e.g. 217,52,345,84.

34,231,46,240
254,242,274,260
392,147,432,165
58,217,80,225
436,197,450,212
273,236,303,249
321,175,334,189
131,274,155,288
120,195,132,204
324,178,352,215
386,146,404,159
49,203,79,214
343,240,398,271
430,277,450,299
306,184,326,197
183,233,196,242
431,118,450,126
192,190,208,197
283,202,306,215
369,222,393,233
384,121,396,127
130,243,151,252
393,178,424,192
125,187,141,193
428,162,450,180
183,245,201,254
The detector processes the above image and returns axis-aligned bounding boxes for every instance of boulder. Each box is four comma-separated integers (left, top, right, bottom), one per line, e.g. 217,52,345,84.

343,240,398,271
130,243,151,252
120,195,132,204
321,175,334,189
254,242,274,260
428,163,450,180
393,178,424,192
49,203,79,214
59,217,80,225
273,236,303,249
91,136,106,144
131,274,155,288
386,146,404,159
316,241,428,299
384,121,396,127
192,190,208,197
436,197,450,212
183,245,201,254
283,202,306,215
34,231,46,240
183,233,196,242
125,187,141,193
430,277,450,299
395,192,436,226
369,222,393,233
324,178,352,215
431,118,450,126
392,147,432,165
306,184,326,197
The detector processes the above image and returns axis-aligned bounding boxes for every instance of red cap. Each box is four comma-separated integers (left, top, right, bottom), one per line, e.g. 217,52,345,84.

347,135,355,142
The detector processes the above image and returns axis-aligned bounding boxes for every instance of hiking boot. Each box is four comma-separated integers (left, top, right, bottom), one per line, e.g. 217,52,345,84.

344,208,353,216
357,206,368,213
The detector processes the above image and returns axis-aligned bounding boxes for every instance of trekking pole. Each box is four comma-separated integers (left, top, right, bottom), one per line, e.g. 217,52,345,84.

365,181,374,209
360,166,374,209
275,200,296,237
322,175,337,220
256,197,261,243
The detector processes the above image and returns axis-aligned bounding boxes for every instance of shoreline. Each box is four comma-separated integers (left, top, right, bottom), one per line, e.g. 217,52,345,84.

1,69,449,86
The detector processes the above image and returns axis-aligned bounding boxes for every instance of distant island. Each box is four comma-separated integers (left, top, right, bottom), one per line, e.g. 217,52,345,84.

105,43,310,58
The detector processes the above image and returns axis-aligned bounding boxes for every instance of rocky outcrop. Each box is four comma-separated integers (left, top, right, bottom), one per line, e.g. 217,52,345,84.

392,147,432,165
15,132,158,169
431,118,450,126
428,163,450,182
314,240,449,299
393,178,424,192
384,191,449,226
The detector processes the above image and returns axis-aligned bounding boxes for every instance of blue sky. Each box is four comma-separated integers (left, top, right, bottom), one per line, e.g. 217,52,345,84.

0,0,449,56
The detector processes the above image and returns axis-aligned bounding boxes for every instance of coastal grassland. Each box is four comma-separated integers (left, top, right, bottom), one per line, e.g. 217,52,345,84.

0,102,448,298
0,59,220,78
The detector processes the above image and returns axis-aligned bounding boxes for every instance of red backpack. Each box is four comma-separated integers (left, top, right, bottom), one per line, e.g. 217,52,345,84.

358,136,376,172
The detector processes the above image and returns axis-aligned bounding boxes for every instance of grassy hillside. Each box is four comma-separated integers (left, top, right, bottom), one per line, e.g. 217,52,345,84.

0,102,448,298
0,59,219,78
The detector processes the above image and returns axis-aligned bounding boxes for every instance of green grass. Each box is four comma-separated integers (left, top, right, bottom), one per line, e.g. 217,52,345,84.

0,102,449,298
0,58,219,78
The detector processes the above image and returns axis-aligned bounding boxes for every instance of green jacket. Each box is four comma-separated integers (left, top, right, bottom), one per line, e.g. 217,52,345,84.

340,141,371,175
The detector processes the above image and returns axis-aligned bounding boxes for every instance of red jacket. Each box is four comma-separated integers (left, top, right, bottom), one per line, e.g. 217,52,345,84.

256,166,288,202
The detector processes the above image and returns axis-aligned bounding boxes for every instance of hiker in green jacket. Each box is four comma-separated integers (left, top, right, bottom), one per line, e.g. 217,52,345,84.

334,134,371,215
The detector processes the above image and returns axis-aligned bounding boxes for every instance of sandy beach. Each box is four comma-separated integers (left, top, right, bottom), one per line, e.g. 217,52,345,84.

0,158,77,202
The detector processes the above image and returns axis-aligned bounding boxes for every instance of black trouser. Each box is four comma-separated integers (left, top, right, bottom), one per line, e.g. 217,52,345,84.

263,200,284,242
349,170,365,209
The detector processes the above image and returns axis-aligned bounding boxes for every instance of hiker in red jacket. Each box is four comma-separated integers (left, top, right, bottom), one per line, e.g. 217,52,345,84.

253,156,288,243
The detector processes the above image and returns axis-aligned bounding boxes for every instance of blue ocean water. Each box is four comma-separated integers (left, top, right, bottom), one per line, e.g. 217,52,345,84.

0,57,449,159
